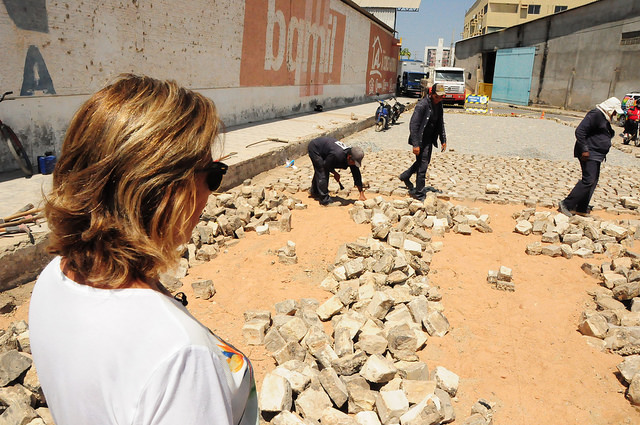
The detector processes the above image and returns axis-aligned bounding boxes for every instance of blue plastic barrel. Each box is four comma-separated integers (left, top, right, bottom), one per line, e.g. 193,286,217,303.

37,155,57,174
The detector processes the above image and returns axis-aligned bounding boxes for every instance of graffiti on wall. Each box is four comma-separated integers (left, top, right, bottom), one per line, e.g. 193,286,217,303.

366,23,399,95
240,0,346,97
21,45,55,96
3,0,55,95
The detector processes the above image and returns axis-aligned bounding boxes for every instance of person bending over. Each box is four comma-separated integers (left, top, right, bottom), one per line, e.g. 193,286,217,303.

308,136,366,205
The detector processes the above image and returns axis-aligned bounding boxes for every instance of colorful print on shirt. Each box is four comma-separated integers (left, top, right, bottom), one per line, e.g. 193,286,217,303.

217,340,245,373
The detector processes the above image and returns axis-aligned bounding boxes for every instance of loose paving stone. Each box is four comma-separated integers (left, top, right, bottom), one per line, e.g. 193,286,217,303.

259,373,293,412
432,366,460,397
191,279,215,300
375,390,409,425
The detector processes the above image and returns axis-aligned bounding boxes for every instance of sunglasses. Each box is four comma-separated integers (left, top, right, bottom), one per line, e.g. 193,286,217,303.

198,162,228,191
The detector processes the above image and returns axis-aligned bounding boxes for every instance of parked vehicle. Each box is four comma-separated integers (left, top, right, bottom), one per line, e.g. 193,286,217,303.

374,98,391,132
424,67,467,106
400,71,428,97
0,91,33,176
618,92,640,127
389,97,406,125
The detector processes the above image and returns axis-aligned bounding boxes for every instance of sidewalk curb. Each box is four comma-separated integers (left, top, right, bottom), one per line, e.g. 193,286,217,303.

0,233,51,292
221,99,419,191
220,114,377,191
1,105,389,291
489,100,586,118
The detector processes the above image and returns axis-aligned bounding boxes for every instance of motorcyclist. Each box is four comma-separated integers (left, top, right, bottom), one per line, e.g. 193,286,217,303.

623,99,639,144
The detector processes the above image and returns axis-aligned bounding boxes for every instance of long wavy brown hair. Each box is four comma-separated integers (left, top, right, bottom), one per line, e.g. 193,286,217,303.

45,74,223,288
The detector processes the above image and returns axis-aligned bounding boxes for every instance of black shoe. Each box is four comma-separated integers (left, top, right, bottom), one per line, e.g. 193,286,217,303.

320,197,340,206
557,201,573,217
412,190,426,202
399,175,414,191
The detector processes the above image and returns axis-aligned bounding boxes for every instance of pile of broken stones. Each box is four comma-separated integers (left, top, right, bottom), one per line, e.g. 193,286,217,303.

0,183,501,424
0,182,304,424
511,207,640,405
0,320,52,425
242,192,498,424
159,181,305,289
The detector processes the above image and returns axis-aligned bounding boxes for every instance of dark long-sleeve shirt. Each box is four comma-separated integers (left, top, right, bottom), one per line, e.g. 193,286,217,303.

408,96,446,148
574,109,614,162
308,136,363,188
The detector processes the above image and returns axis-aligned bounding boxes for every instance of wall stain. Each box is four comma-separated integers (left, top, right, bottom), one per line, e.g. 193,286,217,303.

3,0,49,32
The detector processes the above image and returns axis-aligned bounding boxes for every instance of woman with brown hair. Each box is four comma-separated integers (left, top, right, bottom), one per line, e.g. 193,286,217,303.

29,75,259,425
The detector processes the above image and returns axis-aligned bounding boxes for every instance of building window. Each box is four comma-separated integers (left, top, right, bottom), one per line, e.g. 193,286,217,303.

528,5,541,14
554,6,568,13
621,30,640,46
491,3,519,13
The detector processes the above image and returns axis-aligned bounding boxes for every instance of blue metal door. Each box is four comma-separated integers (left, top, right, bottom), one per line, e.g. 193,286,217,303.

492,47,536,105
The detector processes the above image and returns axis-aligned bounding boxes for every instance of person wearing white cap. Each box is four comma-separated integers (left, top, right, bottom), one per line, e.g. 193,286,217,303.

558,97,623,216
399,83,448,201
307,136,366,205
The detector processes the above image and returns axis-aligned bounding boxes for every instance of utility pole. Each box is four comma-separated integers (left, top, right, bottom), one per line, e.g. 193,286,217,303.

450,28,455,66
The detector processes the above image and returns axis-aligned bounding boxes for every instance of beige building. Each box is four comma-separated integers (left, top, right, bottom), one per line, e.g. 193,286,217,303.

424,38,452,67
463,0,598,38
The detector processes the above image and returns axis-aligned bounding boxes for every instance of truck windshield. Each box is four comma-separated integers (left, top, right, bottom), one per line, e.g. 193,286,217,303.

407,73,426,83
435,71,464,82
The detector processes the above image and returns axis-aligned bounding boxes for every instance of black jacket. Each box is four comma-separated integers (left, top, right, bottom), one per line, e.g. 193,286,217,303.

408,96,446,148
308,136,363,188
574,109,614,162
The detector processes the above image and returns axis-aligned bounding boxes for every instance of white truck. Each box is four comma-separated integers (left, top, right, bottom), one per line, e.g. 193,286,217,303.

425,66,466,106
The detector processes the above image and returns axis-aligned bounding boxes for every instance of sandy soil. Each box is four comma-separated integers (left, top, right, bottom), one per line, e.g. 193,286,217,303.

4,192,640,424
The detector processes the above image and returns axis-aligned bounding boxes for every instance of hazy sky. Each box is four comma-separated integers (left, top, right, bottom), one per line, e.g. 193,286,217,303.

395,0,478,60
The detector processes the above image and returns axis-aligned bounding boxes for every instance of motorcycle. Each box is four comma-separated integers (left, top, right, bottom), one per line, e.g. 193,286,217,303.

389,97,406,125
374,99,391,132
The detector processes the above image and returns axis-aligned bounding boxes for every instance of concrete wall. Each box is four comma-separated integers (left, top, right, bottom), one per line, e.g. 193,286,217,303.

455,0,640,111
0,0,399,173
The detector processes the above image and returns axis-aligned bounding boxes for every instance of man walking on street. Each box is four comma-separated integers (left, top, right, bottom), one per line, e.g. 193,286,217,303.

307,136,366,205
558,97,623,217
399,83,447,201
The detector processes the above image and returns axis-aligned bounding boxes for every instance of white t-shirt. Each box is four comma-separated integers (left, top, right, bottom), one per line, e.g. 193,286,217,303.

29,257,259,425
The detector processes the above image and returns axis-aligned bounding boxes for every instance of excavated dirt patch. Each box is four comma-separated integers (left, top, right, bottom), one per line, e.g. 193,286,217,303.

3,194,640,424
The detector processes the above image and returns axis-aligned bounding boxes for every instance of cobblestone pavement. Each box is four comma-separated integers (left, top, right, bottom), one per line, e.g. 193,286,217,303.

347,109,640,167
327,110,640,214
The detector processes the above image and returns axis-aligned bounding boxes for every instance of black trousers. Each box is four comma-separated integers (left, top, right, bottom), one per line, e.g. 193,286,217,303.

400,143,433,194
624,119,638,141
308,149,331,204
563,159,601,213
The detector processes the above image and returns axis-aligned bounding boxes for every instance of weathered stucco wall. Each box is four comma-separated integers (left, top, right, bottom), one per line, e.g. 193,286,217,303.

455,0,640,111
0,0,399,173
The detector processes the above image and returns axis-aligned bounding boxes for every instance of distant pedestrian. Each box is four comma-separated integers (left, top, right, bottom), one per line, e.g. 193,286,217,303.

399,83,447,201
558,97,623,216
308,136,366,205
623,99,639,144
